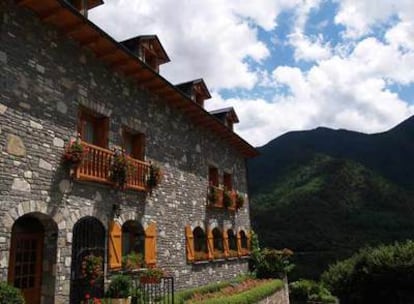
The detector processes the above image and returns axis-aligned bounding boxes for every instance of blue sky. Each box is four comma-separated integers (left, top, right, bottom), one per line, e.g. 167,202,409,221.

90,0,414,146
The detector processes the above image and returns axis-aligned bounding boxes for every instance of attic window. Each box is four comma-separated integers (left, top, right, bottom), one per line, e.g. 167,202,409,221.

195,94,204,107
225,118,234,131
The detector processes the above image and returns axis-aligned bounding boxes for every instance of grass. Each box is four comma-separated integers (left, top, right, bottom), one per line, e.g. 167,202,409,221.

175,277,284,304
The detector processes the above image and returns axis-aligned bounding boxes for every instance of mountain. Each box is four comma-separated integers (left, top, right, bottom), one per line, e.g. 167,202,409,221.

249,116,414,194
248,116,414,279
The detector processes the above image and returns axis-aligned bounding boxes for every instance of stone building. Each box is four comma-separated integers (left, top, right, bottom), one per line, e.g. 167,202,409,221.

0,0,257,303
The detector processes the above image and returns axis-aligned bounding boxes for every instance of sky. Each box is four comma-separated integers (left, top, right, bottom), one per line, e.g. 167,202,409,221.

89,0,414,147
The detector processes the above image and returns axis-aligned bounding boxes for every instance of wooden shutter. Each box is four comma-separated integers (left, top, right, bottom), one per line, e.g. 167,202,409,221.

237,231,242,257
247,230,252,252
207,228,214,260
108,221,122,270
223,230,229,258
185,225,194,262
145,223,157,267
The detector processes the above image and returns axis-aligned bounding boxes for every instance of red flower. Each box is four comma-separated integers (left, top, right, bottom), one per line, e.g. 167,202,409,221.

85,293,90,299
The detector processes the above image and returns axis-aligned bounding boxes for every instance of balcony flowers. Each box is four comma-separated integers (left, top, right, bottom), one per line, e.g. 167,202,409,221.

223,190,233,209
236,192,245,210
110,149,129,189
64,136,86,166
207,184,219,205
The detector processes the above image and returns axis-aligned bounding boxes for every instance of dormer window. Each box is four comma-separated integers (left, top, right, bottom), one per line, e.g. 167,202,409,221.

120,35,170,73
209,107,239,132
67,0,104,17
175,79,211,108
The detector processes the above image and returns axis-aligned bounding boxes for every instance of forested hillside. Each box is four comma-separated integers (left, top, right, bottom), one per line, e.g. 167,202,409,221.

248,117,414,279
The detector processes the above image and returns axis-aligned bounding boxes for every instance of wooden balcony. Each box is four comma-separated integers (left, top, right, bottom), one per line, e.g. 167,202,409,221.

73,141,150,191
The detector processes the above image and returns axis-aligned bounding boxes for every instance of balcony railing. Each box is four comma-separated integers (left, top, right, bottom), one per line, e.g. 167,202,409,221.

74,141,150,191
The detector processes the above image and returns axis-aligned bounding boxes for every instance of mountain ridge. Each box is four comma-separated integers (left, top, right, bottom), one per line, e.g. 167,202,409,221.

248,115,414,279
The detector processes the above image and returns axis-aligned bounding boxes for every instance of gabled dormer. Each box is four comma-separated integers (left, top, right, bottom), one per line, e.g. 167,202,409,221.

66,0,104,17
120,35,170,73
209,107,239,131
175,79,211,108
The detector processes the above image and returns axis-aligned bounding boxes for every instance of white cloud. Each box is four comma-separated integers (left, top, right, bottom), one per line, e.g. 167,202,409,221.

289,31,332,62
334,0,414,39
89,1,414,147
89,0,278,90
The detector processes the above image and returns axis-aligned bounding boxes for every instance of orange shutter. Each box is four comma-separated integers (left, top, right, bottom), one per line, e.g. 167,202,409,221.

185,225,194,262
237,231,242,257
247,230,252,252
145,223,157,267
108,221,122,270
223,230,229,258
207,228,214,260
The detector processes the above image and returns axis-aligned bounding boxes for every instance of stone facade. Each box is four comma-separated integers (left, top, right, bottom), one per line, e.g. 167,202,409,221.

0,1,254,303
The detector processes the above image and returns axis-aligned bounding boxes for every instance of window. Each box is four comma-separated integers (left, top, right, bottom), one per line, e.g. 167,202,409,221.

223,172,232,191
227,229,238,257
108,221,157,270
240,230,248,250
212,228,224,259
77,108,109,148
209,167,219,187
195,94,204,107
122,129,145,160
193,227,208,261
122,221,145,257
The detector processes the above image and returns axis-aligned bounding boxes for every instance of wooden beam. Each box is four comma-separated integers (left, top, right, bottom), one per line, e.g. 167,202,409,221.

66,23,91,35
95,47,118,59
39,7,65,20
17,0,36,5
80,35,102,47
109,58,131,69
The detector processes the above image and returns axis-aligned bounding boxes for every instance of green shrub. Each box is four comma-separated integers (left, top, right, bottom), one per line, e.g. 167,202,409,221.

289,279,337,303
322,240,414,304
249,231,294,279
190,279,283,304
0,282,25,304
106,275,132,298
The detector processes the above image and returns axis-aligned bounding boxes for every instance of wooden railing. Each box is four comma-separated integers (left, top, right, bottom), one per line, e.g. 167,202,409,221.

74,142,150,191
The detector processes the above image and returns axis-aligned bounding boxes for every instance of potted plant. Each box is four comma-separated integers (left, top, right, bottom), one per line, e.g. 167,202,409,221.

63,137,85,166
105,275,132,304
80,254,104,303
122,252,144,271
223,190,233,209
207,184,218,205
236,192,245,210
139,268,164,284
110,150,129,189
146,163,162,190
0,282,25,304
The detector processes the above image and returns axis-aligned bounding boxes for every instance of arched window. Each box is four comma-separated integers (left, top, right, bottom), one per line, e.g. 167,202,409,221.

240,230,248,255
193,227,208,261
227,229,238,257
122,221,145,258
212,228,224,259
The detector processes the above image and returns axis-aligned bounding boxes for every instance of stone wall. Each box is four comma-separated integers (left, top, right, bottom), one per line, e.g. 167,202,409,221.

258,279,290,304
0,1,252,303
